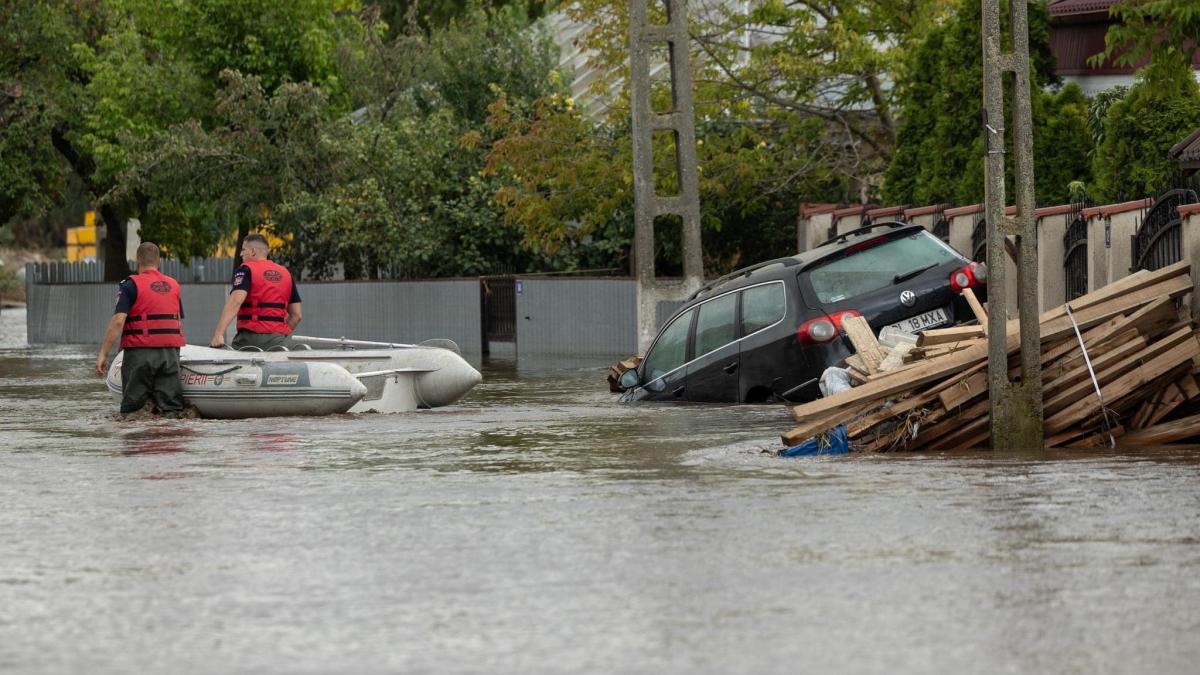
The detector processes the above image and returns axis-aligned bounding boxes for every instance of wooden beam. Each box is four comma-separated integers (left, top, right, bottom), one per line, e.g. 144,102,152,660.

1045,336,1200,434
841,315,885,374
1117,412,1200,445
961,288,988,333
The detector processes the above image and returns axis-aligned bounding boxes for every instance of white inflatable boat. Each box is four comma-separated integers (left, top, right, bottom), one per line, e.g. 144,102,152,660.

104,335,482,419
106,352,368,418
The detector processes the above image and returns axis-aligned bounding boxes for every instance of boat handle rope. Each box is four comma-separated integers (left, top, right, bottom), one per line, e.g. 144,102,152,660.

1064,303,1115,448
181,364,243,377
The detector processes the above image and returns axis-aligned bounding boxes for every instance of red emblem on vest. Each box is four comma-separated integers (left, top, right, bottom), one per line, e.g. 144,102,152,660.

264,270,282,282
150,280,171,293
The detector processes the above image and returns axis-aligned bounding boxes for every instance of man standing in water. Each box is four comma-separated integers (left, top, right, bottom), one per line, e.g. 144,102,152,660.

209,233,302,350
95,242,186,417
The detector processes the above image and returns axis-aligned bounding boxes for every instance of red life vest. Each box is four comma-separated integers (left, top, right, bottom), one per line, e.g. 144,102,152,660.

236,259,294,335
121,269,185,349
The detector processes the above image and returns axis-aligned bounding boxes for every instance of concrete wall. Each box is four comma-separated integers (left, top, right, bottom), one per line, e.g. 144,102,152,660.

804,211,834,251
1181,204,1200,321
1036,212,1069,312
27,279,484,357
1108,208,1145,281
945,208,980,259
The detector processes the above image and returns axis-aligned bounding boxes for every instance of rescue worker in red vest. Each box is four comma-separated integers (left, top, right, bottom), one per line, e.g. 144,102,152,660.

95,242,186,417
209,233,302,351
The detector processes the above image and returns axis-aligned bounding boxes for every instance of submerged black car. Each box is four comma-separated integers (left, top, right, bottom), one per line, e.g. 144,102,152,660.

617,221,987,403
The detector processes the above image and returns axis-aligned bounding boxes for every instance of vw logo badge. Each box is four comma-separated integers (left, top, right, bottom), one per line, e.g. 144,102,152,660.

900,290,917,307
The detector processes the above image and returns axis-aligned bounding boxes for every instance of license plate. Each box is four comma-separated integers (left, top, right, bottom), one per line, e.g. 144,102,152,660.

885,306,949,334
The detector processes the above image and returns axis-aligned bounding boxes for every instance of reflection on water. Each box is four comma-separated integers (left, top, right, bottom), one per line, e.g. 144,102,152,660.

2,308,1200,675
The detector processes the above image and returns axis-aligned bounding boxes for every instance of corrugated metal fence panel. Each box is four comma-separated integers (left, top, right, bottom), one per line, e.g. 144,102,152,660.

179,285,229,344
515,278,636,359
30,258,236,284
290,281,483,356
26,280,482,353
25,283,112,344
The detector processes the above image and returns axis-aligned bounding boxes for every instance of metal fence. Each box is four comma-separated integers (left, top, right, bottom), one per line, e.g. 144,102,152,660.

1132,189,1195,273
27,258,237,284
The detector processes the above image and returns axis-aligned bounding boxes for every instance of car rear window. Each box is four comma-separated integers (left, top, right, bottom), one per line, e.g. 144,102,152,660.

742,282,784,335
807,231,960,304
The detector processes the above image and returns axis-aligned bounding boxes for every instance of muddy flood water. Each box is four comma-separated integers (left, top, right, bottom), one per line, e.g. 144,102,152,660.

1,306,1199,674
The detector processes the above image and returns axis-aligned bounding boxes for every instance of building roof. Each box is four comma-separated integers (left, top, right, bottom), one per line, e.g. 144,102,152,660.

1048,0,1121,18
1169,127,1200,168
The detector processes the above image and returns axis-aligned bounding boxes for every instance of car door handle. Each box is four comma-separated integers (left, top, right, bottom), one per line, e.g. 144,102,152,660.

672,386,685,397
723,362,738,374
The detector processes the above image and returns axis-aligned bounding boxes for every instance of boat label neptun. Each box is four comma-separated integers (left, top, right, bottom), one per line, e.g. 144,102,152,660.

260,363,309,388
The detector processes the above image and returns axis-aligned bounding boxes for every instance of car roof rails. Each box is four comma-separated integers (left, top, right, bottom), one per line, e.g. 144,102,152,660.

686,256,802,302
815,220,913,249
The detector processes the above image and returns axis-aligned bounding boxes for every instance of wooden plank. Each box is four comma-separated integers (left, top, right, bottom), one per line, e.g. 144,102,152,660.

1044,327,1191,417
1064,426,1125,449
845,363,985,439
1039,260,1188,324
781,399,879,446
938,369,988,411
917,325,985,347
1145,382,1186,428
878,342,916,372
905,399,990,450
1179,373,1200,401
1118,412,1200,445
1045,336,1200,435
924,413,991,451
1130,385,1168,430
961,287,988,333
789,342,988,425
1042,335,1148,403
1036,275,1193,344
841,315,885,374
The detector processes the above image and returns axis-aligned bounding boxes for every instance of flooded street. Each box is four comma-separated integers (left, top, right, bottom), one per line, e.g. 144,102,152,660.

2,306,1199,674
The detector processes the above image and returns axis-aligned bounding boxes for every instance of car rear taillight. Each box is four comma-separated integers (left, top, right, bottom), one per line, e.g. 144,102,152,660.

797,310,862,345
950,262,987,293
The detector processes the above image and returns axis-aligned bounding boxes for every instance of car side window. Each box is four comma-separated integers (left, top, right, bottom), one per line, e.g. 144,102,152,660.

694,292,737,358
642,309,694,382
741,283,785,335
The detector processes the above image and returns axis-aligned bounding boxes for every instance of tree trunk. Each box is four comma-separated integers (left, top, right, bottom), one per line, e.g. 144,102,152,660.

233,216,250,269
99,203,128,282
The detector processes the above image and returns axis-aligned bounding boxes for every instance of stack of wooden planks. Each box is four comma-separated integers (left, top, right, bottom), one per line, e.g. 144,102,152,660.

782,260,1200,450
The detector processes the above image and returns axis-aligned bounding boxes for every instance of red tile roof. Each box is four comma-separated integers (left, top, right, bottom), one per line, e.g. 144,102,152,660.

1048,0,1120,17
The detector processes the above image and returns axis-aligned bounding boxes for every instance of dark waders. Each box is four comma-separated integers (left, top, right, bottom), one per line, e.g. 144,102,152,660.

231,330,291,351
120,347,184,415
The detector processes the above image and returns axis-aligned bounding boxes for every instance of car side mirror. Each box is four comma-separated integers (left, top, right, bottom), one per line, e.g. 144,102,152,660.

617,368,640,391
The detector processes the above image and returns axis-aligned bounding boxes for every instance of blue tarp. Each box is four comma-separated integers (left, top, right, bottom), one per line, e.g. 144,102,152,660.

779,425,850,457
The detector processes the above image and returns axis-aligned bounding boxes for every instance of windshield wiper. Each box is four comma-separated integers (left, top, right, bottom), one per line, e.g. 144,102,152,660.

893,263,937,285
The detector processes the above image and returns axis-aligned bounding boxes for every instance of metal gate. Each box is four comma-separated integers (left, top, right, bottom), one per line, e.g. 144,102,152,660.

481,276,515,350
1132,189,1196,272
1062,204,1089,301
932,208,950,243
970,212,987,263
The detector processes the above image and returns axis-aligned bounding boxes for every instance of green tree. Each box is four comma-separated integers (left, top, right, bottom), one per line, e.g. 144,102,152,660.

1087,0,1200,201
882,1,1080,206
1092,58,1200,201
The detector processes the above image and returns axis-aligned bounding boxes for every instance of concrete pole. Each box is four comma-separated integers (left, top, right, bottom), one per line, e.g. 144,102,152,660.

982,0,1043,449
629,0,704,353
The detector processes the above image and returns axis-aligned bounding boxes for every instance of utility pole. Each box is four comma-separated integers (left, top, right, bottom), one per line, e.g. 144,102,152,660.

629,0,704,353
982,0,1042,449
